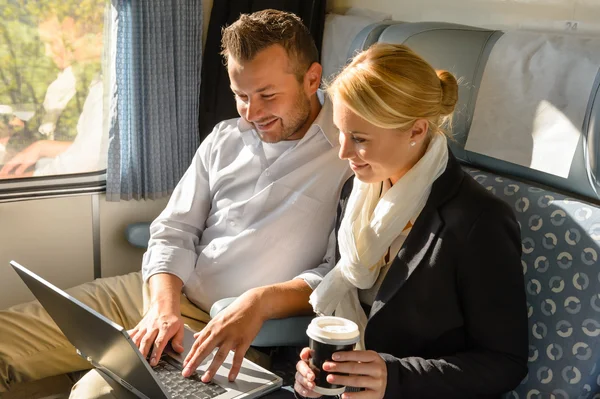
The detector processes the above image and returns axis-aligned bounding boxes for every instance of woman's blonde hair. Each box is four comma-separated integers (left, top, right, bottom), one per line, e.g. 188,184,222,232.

327,43,459,138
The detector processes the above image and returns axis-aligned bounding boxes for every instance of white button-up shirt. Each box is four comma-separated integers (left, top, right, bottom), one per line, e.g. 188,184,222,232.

142,94,351,311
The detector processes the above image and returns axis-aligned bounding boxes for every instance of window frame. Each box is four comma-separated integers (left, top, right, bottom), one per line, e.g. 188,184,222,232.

0,170,106,202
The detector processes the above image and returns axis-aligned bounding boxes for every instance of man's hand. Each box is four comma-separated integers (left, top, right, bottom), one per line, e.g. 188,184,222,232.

128,273,185,367
128,302,185,366
182,289,267,382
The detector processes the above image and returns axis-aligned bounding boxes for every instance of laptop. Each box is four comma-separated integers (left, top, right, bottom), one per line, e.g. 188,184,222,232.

10,261,283,399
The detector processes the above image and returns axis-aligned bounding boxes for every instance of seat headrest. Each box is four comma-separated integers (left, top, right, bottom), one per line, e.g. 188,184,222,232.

346,21,600,202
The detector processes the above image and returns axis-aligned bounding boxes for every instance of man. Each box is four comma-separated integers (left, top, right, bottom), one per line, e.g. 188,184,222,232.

0,9,350,398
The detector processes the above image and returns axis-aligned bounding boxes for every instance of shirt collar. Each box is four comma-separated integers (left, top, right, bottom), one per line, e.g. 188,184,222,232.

237,115,252,133
237,89,338,148
313,90,338,147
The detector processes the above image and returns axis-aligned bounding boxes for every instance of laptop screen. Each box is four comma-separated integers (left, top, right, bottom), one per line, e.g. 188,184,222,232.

10,261,168,399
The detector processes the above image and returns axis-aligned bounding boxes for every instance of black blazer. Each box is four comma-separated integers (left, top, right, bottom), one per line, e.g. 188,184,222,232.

331,151,529,398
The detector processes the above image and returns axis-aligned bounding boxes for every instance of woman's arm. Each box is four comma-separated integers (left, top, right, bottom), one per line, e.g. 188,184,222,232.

382,204,529,398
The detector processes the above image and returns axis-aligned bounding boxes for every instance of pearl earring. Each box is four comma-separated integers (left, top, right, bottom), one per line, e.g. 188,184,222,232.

410,140,416,147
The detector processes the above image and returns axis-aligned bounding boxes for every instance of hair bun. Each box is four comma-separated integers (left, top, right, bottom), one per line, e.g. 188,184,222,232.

436,70,458,115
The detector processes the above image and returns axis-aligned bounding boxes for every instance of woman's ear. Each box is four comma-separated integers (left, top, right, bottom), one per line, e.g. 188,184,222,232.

410,119,429,143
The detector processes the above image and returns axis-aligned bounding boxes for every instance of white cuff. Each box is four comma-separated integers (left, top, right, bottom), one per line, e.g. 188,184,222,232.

141,246,197,285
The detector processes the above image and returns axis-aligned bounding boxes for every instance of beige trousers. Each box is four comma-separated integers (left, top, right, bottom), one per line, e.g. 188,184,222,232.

0,271,224,398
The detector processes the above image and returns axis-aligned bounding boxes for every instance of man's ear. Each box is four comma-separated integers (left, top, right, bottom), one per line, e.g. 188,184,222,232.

410,119,429,143
304,62,322,95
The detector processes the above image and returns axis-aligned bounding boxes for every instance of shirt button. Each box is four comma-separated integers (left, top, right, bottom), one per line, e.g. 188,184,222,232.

229,221,236,227
265,170,271,177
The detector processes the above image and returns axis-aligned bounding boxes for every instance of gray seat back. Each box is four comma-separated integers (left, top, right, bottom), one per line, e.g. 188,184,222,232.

349,21,600,201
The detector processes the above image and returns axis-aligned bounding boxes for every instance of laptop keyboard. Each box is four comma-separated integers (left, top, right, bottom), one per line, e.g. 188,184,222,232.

153,358,227,399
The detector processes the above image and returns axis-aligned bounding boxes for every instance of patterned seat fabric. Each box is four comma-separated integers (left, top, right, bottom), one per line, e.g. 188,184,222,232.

464,166,600,399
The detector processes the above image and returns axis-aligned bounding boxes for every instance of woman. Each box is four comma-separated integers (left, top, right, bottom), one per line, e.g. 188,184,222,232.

294,43,528,398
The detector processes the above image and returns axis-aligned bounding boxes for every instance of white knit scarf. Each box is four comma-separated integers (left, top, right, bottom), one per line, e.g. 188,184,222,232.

309,134,449,349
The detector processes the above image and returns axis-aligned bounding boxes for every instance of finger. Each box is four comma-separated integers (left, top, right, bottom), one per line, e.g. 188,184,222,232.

0,163,16,176
300,347,312,361
129,326,144,346
128,329,140,345
183,329,209,367
295,370,315,390
296,359,315,382
133,329,147,348
139,329,158,359
327,373,377,390
15,161,32,176
294,376,320,398
294,380,310,398
332,350,378,363
183,335,218,378
202,344,231,383
171,325,185,353
228,343,249,382
149,324,172,366
323,360,375,377
342,391,376,399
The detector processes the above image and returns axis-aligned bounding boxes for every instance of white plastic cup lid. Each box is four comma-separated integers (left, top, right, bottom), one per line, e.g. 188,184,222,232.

306,316,360,345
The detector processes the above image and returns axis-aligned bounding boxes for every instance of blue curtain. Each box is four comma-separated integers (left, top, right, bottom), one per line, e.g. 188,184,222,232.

107,0,202,201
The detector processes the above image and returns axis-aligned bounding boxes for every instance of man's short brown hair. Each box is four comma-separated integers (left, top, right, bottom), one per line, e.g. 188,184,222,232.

220,9,319,80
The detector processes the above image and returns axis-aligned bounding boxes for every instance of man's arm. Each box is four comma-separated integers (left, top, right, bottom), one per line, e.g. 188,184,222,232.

130,128,216,363
141,130,214,285
182,279,315,382
182,228,339,382
254,278,314,319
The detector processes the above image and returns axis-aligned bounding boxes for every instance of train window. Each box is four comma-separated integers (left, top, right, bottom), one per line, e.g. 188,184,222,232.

0,0,108,196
